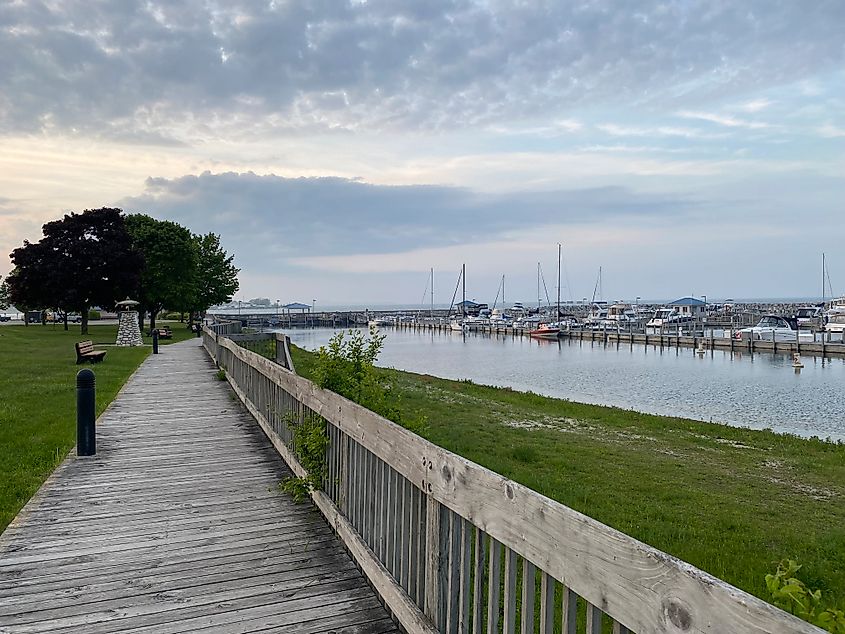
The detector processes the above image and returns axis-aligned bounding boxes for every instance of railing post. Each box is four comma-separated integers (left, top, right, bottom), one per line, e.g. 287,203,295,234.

76,369,96,456
425,496,447,630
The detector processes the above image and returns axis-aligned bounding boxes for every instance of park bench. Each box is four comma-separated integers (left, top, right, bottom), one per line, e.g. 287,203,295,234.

75,340,106,364
148,327,172,339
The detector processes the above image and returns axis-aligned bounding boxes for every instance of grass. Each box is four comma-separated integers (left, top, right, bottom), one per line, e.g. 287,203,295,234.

0,321,197,532
289,343,845,611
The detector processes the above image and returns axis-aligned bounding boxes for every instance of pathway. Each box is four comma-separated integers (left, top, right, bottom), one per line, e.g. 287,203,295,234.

0,340,398,634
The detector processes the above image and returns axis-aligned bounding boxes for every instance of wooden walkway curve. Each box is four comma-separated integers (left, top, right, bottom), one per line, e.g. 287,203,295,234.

0,340,398,634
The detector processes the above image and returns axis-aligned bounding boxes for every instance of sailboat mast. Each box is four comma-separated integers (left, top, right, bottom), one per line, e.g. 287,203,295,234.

430,267,434,319
537,263,541,311
462,263,466,318
823,253,826,304
503,275,506,307
557,243,562,320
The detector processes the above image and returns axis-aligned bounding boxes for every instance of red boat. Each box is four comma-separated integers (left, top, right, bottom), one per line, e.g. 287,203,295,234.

528,322,560,339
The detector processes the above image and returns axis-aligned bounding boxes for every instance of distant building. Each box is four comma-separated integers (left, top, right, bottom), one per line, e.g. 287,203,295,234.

668,296,707,319
283,302,312,313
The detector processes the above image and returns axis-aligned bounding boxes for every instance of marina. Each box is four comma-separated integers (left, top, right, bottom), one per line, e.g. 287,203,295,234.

284,326,845,441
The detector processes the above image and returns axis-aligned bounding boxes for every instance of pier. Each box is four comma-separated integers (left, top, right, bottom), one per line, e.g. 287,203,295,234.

384,320,845,357
0,340,397,633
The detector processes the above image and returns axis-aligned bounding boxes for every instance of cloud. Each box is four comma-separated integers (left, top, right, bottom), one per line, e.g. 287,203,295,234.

596,123,725,139
1,1,844,140
676,111,773,130
818,124,845,138
119,171,698,268
739,99,774,113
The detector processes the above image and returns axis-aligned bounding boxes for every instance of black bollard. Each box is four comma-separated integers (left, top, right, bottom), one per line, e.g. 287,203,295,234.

152,328,159,354
76,369,96,456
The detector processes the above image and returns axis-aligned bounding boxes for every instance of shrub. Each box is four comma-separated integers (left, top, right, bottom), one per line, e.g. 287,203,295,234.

88,310,101,320
766,560,845,632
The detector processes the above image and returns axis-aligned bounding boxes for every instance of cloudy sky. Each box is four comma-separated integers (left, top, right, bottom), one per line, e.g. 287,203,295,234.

1,1,843,306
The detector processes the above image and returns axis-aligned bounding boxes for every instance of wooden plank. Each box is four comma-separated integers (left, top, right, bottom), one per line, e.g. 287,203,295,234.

587,602,603,634
562,587,577,634
521,558,535,634
539,571,555,634
472,526,483,634
487,536,501,634
504,547,517,634
213,338,823,634
424,497,442,628
458,517,472,634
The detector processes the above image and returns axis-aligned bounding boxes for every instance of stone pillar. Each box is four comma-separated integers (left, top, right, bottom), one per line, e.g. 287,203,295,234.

116,311,144,346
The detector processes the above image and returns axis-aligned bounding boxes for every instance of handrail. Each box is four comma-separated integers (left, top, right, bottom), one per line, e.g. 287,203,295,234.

201,327,821,634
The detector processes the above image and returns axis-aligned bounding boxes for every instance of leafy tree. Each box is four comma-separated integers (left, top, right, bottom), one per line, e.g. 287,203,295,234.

126,214,197,331
188,232,239,324
0,276,10,311
8,208,140,334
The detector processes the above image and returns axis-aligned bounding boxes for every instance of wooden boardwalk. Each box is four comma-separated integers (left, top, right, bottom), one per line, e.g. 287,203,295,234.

0,340,399,634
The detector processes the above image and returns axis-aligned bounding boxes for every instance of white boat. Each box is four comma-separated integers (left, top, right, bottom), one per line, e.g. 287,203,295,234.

735,315,814,342
823,307,845,335
795,305,824,328
368,319,391,328
647,308,676,328
449,319,466,332
606,303,637,324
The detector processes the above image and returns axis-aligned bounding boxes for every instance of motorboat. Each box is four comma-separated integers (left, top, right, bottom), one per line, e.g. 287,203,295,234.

823,307,845,336
528,322,560,339
489,308,512,326
606,303,637,325
368,318,392,328
735,315,814,342
795,305,824,328
647,308,676,328
449,319,466,332
646,307,693,328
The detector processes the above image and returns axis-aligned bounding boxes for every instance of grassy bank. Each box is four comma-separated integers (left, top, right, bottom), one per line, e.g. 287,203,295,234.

0,323,196,532
290,344,845,611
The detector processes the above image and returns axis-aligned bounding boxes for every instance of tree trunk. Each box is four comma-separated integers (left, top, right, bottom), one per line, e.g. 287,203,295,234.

63,312,68,331
149,307,157,330
81,305,89,335
138,306,145,333
179,312,185,323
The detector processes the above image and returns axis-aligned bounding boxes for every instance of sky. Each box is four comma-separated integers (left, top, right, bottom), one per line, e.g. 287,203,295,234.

1,0,843,307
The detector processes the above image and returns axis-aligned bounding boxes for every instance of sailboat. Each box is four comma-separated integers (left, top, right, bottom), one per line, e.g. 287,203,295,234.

449,264,467,331
529,244,563,339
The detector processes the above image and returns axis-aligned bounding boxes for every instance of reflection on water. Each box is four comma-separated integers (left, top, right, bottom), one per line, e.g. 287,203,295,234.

284,327,845,441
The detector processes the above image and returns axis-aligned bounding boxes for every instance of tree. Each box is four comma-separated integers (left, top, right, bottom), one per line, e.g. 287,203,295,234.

188,232,239,323
126,214,197,331
8,208,141,334
0,276,10,311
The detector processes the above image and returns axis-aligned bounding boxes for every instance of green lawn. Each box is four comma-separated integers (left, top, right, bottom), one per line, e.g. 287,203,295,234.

0,322,197,532
291,344,845,611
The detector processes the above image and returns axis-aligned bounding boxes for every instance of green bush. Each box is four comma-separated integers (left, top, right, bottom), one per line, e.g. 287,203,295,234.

766,560,845,632
88,310,101,320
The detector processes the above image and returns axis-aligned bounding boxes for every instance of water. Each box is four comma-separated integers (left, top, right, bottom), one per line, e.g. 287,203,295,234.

284,327,845,441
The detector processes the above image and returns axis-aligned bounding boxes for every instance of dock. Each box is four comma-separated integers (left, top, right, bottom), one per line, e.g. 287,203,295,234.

0,340,398,634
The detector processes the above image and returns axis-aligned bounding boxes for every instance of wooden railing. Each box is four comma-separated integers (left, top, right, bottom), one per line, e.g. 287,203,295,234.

201,327,821,634
208,319,242,336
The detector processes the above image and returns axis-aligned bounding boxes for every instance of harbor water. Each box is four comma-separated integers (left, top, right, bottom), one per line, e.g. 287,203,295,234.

284,327,845,441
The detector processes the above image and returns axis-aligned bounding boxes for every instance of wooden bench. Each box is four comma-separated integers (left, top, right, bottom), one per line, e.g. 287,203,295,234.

75,341,107,364
148,327,172,339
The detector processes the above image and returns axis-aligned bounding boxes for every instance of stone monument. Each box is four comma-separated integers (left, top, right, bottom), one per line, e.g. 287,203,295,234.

115,298,143,346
